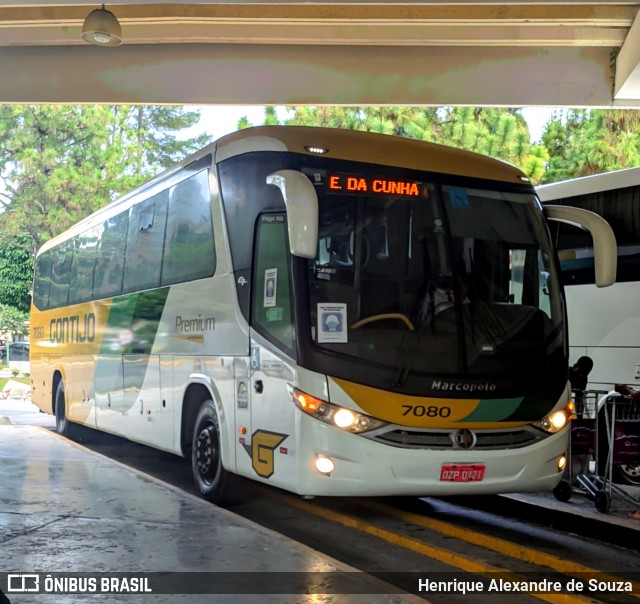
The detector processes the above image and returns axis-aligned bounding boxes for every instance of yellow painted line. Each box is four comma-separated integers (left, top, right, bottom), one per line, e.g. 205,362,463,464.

362,499,640,599
279,493,597,604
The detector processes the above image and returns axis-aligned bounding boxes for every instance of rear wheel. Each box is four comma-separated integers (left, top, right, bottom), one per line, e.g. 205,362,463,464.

54,380,75,437
191,399,244,505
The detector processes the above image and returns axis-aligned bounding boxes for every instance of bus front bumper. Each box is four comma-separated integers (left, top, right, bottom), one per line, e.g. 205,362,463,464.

293,416,569,497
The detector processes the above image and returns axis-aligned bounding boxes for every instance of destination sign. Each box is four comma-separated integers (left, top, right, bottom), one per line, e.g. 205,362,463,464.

327,174,426,198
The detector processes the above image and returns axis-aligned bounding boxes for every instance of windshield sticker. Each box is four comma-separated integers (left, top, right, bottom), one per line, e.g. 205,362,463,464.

317,303,348,343
266,307,284,322
264,268,277,307
447,187,471,209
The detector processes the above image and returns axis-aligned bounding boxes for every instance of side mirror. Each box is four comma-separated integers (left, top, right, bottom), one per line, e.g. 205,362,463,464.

544,204,617,287
266,170,318,259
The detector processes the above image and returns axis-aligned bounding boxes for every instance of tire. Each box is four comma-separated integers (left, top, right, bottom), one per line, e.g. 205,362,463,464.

552,479,572,502
191,399,244,506
614,464,640,486
54,380,75,438
595,490,610,513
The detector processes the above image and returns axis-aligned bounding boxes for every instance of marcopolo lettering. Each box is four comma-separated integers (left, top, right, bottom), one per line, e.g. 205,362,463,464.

176,315,216,333
432,380,496,393
50,313,96,344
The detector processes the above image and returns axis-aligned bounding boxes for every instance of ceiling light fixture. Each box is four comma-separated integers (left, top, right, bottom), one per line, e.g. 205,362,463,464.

82,5,122,47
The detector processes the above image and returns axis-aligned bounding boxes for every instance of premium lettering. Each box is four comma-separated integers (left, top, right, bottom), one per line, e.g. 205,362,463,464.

176,315,215,333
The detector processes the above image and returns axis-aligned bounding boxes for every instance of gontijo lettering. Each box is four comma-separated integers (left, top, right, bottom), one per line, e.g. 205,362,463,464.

327,173,425,197
50,313,96,343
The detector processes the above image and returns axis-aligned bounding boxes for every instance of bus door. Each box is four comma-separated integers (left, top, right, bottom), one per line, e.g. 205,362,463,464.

246,341,295,485
245,214,297,487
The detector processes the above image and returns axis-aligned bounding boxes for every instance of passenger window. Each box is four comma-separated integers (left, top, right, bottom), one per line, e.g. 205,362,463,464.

93,212,128,300
33,252,53,310
162,171,215,285
48,243,73,308
251,215,295,356
69,227,99,305
123,191,168,293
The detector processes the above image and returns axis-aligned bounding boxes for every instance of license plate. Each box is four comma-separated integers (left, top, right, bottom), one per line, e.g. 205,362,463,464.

440,463,485,482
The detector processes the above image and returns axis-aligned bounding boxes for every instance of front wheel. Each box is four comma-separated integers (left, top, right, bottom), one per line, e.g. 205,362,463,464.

191,399,244,506
552,479,572,502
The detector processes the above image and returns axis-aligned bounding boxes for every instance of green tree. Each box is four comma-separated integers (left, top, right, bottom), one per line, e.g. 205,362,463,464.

0,305,29,341
0,237,32,313
0,105,211,253
0,105,211,315
541,109,640,183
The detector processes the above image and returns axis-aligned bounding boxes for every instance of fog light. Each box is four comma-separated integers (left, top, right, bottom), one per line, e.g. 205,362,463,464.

557,455,567,472
314,455,335,474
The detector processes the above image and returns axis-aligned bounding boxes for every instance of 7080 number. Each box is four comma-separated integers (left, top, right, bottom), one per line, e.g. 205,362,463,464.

401,405,451,418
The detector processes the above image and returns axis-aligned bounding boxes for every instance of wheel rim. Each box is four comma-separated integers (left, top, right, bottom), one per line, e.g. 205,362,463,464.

196,420,219,485
620,464,640,480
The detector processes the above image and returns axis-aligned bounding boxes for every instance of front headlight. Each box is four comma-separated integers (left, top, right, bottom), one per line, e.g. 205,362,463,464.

288,385,386,434
532,404,571,434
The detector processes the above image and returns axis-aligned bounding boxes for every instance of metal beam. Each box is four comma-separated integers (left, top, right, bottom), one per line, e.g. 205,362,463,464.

0,44,617,106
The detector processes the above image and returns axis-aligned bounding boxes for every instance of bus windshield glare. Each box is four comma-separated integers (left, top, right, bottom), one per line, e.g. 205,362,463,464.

307,170,563,388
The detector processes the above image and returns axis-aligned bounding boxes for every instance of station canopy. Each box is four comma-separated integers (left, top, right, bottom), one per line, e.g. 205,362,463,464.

2,1,640,107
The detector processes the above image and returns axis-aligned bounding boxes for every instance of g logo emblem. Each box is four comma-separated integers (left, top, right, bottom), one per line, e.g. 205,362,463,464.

251,430,287,478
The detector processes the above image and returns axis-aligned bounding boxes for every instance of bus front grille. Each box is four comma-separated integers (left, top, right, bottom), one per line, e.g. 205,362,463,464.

372,428,541,450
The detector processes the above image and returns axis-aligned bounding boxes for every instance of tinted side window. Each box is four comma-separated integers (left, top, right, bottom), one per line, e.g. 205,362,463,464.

123,191,169,294
48,243,73,308
162,171,215,285
251,214,295,356
550,185,640,285
33,252,53,310
93,212,128,300
69,227,100,305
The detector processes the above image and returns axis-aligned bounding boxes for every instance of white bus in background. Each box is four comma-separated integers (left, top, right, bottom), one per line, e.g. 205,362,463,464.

538,168,640,485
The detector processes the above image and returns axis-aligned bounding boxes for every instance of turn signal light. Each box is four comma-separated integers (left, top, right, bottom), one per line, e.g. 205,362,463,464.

287,385,386,434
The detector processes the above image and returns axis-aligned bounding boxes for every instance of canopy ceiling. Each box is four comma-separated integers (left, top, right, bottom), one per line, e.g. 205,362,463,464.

2,2,640,106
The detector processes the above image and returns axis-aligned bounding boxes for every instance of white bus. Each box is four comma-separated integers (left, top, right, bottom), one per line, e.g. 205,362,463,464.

30,126,616,503
538,167,640,485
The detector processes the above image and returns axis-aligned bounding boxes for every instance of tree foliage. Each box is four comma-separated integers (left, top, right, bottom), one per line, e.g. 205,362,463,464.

0,304,29,339
541,109,640,183
0,105,211,253
0,236,32,313
0,105,211,317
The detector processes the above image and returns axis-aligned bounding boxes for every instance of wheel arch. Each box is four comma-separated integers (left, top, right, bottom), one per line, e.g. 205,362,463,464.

180,377,233,469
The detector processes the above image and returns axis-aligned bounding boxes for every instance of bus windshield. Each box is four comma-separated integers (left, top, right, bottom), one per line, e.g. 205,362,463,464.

307,173,563,385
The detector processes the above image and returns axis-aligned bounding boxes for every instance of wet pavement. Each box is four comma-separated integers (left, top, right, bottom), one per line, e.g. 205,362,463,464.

1,394,638,603
0,399,423,604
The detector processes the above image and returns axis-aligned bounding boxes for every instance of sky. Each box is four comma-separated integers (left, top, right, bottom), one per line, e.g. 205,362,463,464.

190,105,556,145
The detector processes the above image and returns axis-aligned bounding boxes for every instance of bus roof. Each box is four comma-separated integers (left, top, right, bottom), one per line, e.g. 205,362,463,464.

215,126,528,185
39,125,530,254
537,166,640,202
